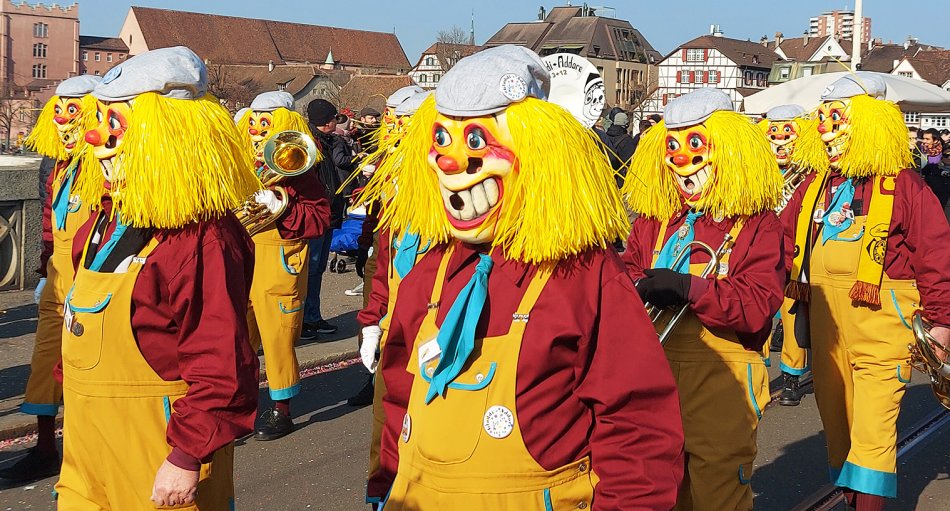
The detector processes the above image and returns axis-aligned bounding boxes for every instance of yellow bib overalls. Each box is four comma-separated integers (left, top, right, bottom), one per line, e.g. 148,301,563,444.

381,250,598,510
651,222,770,511
247,224,309,400
808,211,917,498
56,227,234,510
24,161,88,416
779,297,810,375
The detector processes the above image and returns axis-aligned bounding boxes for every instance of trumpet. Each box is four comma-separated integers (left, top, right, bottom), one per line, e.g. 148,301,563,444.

775,166,808,213
234,130,319,236
645,234,734,344
908,311,950,410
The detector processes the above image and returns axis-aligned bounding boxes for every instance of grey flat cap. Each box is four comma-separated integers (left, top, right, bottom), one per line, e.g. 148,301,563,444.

664,88,734,129
821,72,886,101
250,91,295,112
93,46,207,102
766,104,807,121
394,90,433,117
55,75,101,98
435,45,549,117
233,107,249,124
386,85,425,108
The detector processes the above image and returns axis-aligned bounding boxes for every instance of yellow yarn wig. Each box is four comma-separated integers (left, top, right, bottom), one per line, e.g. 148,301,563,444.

757,115,829,174
357,95,630,264
235,107,316,162
76,93,261,229
25,94,97,162
834,95,912,178
624,112,782,221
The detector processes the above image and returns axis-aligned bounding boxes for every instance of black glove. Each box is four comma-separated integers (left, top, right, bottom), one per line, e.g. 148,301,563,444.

637,268,692,308
356,246,369,279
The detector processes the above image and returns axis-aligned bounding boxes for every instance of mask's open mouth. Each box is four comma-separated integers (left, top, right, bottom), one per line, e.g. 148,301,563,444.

439,176,502,230
674,165,710,198
100,157,117,183
826,135,847,163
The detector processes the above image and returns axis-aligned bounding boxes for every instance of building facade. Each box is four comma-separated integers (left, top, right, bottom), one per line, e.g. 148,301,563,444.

409,42,480,89
767,34,852,85
484,6,661,111
641,30,777,117
79,35,128,76
808,10,871,45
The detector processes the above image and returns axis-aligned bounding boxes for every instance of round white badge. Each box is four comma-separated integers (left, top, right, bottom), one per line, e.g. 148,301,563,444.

821,85,835,99
483,405,515,439
500,73,528,102
401,413,411,443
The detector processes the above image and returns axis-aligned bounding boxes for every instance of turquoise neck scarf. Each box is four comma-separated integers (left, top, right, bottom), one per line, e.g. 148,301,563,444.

655,210,704,273
425,253,493,403
51,160,79,231
820,178,860,244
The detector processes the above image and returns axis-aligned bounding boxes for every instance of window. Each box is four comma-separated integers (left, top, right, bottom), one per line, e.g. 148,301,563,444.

419,74,427,83
94,70,100,76
685,48,705,62
94,52,100,62
33,43,47,58
31,64,47,78
898,71,912,78
107,53,112,62
82,51,88,61
425,57,434,66
802,67,814,77
433,74,440,83
708,70,720,83
779,67,790,80
33,23,48,38
119,54,126,60
678,70,690,84
904,112,920,124
933,117,949,128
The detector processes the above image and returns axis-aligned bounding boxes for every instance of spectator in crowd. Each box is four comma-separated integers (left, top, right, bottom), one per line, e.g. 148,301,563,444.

303,99,357,338
920,128,950,215
604,112,636,187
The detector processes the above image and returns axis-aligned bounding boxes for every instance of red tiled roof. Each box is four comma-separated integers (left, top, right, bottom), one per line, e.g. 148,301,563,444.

415,43,481,68
902,50,950,86
338,74,413,112
678,35,779,69
130,6,410,72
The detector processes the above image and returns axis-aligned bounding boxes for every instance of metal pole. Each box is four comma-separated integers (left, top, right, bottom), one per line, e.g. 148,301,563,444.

852,0,863,71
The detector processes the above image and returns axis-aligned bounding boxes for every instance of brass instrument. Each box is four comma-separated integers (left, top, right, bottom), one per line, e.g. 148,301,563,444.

909,311,950,410
644,233,735,344
775,166,808,213
234,130,319,236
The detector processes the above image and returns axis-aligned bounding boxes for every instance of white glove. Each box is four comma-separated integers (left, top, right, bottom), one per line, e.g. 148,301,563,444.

34,278,47,304
254,190,282,214
360,325,383,373
361,164,377,178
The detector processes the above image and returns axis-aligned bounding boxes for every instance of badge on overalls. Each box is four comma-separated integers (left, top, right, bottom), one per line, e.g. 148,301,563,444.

400,413,411,443
483,405,514,439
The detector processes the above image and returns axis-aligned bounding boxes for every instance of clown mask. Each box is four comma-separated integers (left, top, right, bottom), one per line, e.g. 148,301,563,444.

817,100,850,168
247,111,273,162
665,125,713,204
429,113,517,244
53,97,86,154
85,99,130,183
766,120,798,169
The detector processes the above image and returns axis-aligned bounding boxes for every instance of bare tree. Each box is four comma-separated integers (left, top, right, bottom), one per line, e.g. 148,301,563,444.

435,25,475,72
0,83,35,150
207,65,264,114
629,68,659,124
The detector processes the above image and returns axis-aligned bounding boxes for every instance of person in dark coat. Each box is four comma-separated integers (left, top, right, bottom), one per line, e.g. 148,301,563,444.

604,112,636,188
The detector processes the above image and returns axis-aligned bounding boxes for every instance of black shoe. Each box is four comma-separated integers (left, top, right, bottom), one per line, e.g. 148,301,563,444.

300,324,319,340
770,322,785,351
0,447,61,482
304,320,338,335
254,408,294,441
347,379,375,407
779,372,802,406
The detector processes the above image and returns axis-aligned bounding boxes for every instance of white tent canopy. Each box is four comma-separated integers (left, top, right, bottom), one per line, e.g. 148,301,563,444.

744,72,950,115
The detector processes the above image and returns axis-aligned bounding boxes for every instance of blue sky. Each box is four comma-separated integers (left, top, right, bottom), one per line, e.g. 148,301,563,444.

79,1,949,62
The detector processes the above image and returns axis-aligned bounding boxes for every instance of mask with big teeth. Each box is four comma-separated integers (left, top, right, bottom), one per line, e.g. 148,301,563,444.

665,125,714,204
247,111,274,163
766,121,798,168
817,100,851,169
84,99,130,184
428,112,516,244
53,97,85,155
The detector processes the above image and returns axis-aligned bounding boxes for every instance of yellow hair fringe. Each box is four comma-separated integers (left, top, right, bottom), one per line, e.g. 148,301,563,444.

76,93,261,229
836,94,912,178
357,96,629,264
624,111,783,220
756,116,829,174
25,94,98,163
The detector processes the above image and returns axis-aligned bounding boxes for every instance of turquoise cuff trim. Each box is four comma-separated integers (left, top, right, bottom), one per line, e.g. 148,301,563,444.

836,461,897,498
890,290,912,330
829,465,841,483
280,246,300,275
543,488,554,511
21,402,59,416
366,496,382,504
420,362,496,391
269,383,301,401
896,364,911,384
380,487,392,510
780,362,809,376
279,301,303,314
746,364,762,419
229,498,236,511
65,288,112,313
163,396,172,422
738,465,752,485
763,356,772,367
51,488,58,500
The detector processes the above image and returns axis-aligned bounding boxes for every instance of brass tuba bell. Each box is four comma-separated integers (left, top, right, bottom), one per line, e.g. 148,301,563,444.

909,311,950,410
234,130,319,236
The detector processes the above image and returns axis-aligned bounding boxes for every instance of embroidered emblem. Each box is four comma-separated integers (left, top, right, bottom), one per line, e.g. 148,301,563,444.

483,405,515,439
512,313,529,323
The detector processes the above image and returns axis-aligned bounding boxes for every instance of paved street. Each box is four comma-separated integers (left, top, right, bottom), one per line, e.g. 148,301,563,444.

1,269,950,509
